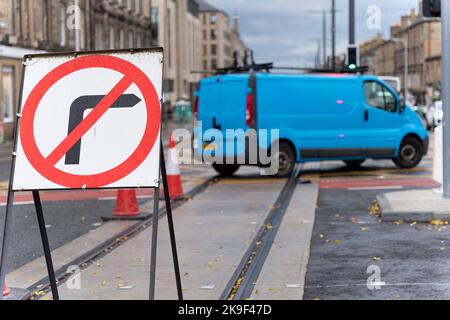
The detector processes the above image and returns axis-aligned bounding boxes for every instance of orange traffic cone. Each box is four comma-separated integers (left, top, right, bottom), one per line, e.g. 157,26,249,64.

162,135,184,199
3,282,10,297
114,189,140,217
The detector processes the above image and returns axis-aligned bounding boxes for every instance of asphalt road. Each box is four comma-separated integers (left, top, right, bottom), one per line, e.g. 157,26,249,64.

303,157,450,300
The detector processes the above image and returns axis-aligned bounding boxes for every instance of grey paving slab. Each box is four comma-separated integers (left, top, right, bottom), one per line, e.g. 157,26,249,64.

251,163,320,300
378,189,450,222
44,173,285,300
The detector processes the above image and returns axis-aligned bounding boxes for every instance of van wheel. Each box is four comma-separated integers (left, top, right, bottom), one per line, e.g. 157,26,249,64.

212,164,240,177
344,160,365,168
272,142,296,178
393,137,423,169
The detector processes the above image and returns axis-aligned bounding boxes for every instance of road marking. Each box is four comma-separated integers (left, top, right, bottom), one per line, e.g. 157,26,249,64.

347,186,404,191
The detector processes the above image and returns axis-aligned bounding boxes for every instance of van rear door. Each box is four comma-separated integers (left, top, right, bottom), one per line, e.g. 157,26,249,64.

198,74,250,160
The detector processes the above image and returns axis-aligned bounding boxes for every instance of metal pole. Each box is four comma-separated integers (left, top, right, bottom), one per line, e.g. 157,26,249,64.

160,143,184,300
149,185,160,300
349,0,355,45
442,0,450,198
323,9,327,66
404,37,408,101
331,0,336,70
33,191,59,300
0,64,26,301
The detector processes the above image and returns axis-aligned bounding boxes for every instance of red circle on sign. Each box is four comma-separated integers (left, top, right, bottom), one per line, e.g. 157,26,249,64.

20,55,161,188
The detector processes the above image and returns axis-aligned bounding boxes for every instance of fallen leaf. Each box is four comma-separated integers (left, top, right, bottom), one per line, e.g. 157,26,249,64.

207,261,215,269
101,280,107,286
335,240,341,245
373,257,382,261
361,227,369,232
430,220,448,226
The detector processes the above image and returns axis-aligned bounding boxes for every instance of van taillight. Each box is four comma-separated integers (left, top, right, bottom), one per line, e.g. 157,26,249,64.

246,93,254,126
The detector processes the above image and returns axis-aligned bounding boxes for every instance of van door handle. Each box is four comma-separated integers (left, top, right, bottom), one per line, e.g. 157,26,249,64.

213,117,222,130
364,110,369,122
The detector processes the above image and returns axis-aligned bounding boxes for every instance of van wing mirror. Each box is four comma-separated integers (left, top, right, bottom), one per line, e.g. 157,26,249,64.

399,99,406,113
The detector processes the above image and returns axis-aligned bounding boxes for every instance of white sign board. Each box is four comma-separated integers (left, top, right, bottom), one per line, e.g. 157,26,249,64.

12,49,163,191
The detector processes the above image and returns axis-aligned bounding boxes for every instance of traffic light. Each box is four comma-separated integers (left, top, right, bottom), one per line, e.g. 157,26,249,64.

423,0,441,18
347,45,359,70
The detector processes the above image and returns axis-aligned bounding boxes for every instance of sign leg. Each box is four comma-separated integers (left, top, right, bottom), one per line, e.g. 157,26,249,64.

0,190,15,301
160,144,184,300
32,191,59,300
149,186,160,300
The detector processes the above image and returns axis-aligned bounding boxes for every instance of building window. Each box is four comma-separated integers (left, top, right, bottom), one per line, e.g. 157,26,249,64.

210,14,217,24
203,60,208,70
109,27,115,49
128,31,134,48
2,66,15,123
211,59,217,69
135,0,141,14
58,3,66,47
119,29,125,49
211,29,217,40
203,45,207,55
203,30,207,40
211,44,217,55
75,8,86,50
151,7,159,46
136,34,142,48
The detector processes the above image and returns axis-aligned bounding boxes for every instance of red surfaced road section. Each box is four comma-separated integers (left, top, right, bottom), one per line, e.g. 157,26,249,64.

320,178,440,189
0,189,154,206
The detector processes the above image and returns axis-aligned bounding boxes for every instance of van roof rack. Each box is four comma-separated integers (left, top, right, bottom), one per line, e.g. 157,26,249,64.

191,50,369,75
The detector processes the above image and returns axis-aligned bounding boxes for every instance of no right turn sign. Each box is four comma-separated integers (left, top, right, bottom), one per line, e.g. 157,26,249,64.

12,48,163,191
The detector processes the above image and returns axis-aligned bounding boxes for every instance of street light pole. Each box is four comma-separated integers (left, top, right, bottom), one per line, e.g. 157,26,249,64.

323,9,327,67
349,0,355,45
393,37,408,101
442,0,450,198
331,0,336,70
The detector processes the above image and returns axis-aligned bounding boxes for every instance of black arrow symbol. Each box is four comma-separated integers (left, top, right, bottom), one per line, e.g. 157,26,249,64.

65,94,142,165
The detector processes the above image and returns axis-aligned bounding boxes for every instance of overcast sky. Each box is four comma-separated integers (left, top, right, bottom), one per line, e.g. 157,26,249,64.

208,0,419,67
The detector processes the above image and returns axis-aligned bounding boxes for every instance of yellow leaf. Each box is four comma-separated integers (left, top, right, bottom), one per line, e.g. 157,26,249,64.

101,280,107,286
335,240,341,245
207,261,215,269
361,227,369,232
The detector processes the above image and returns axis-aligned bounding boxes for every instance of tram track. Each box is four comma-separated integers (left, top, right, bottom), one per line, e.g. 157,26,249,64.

27,175,221,299
220,164,303,300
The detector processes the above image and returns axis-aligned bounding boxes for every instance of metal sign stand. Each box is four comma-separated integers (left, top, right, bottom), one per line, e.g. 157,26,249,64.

0,52,183,301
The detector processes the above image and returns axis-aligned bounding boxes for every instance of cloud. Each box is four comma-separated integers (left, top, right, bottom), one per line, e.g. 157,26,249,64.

207,0,419,67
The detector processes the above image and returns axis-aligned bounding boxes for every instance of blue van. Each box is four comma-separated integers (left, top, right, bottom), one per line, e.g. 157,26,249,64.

195,72,429,177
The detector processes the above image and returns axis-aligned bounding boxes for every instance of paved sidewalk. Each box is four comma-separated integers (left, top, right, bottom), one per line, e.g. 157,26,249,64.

43,167,284,300
251,170,319,300
6,164,213,296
